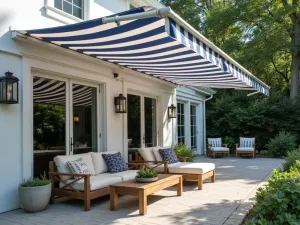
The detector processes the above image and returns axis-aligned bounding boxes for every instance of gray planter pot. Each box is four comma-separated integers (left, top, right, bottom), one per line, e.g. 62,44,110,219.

135,176,158,183
18,183,51,213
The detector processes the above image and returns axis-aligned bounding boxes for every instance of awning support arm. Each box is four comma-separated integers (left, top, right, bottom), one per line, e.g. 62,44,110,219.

102,7,171,24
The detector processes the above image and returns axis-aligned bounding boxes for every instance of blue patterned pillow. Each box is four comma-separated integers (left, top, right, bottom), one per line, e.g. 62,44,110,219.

159,148,179,164
102,152,128,173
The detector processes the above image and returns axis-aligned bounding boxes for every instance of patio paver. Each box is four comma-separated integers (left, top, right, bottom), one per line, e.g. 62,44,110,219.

0,157,282,225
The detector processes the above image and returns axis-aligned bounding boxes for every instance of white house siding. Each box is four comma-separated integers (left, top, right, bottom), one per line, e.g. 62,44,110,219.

0,0,212,213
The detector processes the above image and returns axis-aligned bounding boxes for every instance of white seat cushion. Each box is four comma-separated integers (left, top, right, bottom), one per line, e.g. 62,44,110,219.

210,147,229,151
237,147,254,151
168,162,215,175
91,151,118,175
148,164,165,173
138,147,155,161
59,173,122,191
54,153,95,180
152,146,171,161
149,162,215,175
110,170,138,182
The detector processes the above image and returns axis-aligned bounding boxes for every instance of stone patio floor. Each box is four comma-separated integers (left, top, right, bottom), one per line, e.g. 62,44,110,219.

0,157,283,225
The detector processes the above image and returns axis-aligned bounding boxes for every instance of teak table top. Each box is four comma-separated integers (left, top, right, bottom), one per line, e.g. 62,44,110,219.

110,174,182,190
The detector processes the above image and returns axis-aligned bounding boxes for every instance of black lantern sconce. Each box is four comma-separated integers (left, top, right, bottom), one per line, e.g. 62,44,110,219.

168,104,176,119
0,71,19,104
73,114,80,124
114,94,127,113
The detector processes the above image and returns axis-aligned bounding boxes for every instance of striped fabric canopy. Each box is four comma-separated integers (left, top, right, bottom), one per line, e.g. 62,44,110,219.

33,77,93,107
21,6,269,95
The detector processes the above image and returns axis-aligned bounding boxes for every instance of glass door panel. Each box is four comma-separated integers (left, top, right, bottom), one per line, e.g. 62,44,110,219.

177,102,185,144
190,105,197,151
144,97,157,147
71,84,98,154
33,76,66,177
127,94,141,148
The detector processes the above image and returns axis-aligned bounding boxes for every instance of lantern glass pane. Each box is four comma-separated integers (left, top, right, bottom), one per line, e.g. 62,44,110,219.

13,82,18,102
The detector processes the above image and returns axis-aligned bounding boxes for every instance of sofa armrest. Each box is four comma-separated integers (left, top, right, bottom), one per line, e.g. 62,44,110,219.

223,144,228,147
127,162,146,170
147,161,169,174
49,172,91,177
235,144,239,148
178,156,188,162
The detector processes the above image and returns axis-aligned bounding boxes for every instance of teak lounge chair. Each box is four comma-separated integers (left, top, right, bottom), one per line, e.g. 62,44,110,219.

207,138,230,158
236,137,256,158
135,147,216,190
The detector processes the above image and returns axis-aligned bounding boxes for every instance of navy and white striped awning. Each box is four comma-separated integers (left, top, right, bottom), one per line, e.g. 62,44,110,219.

20,6,270,95
33,77,93,107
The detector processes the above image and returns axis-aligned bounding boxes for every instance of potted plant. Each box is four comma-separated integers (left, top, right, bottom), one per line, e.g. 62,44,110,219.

19,173,51,212
135,168,158,183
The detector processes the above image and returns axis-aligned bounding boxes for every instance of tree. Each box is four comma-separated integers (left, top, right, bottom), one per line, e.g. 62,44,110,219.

161,0,300,98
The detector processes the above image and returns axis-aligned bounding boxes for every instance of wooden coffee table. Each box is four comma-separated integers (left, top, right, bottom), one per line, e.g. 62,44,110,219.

110,174,182,215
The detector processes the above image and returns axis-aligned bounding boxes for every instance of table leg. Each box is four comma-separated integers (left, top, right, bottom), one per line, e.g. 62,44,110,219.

139,190,147,215
110,187,118,211
177,176,182,196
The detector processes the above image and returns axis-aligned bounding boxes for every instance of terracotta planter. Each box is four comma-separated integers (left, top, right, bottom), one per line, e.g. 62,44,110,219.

135,176,158,183
18,183,51,213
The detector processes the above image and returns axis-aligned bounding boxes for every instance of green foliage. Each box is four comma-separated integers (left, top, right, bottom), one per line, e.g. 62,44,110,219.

267,132,297,157
20,173,50,187
136,168,158,178
223,136,235,153
206,92,300,152
247,168,300,225
34,104,65,150
174,143,196,162
283,149,300,172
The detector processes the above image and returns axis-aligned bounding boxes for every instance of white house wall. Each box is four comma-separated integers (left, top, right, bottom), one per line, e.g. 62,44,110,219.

0,0,210,213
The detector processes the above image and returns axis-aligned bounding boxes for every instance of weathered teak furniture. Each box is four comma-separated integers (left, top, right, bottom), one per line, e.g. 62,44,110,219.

236,137,256,158
136,147,216,190
207,138,230,158
110,174,182,215
49,152,145,211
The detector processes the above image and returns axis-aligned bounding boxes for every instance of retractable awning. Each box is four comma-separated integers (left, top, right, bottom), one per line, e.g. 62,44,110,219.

17,6,270,95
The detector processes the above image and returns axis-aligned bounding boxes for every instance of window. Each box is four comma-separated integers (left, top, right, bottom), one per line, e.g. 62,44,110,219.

177,103,185,144
54,0,83,19
190,105,197,151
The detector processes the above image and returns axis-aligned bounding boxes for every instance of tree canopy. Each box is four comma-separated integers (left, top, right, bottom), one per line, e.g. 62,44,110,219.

161,0,300,97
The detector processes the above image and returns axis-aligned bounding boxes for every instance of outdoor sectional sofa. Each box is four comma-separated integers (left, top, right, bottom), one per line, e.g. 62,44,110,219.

49,152,143,211
136,147,216,190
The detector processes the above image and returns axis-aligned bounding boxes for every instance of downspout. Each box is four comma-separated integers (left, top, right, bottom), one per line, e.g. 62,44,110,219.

203,93,213,155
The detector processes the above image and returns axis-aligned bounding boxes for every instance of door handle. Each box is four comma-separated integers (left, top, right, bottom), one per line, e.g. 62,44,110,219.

70,137,74,153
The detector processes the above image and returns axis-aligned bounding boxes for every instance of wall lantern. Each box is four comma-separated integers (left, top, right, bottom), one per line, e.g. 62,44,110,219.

0,71,19,104
73,114,80,124
168,104,176,119
114,94,126,113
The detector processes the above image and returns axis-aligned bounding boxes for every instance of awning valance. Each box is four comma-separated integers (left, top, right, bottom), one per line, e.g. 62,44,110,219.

18,6,270,95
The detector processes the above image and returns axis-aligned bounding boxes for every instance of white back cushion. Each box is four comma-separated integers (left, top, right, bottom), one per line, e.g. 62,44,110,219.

138,147,155,161
54,153,95,180
240,137,255,147
91,151,118,175
152,146,171,161
208,138,222,147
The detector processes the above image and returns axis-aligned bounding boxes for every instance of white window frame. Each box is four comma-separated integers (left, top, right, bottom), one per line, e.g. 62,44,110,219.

190,104,197,151
45,0,89,24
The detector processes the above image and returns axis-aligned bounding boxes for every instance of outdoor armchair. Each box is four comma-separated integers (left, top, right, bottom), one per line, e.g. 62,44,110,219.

236,137,256,158
136,147,215,190
207,138,230,158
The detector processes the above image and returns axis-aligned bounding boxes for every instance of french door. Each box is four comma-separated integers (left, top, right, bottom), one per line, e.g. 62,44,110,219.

33,75,101,176
127,93,157,149
190,105,197,152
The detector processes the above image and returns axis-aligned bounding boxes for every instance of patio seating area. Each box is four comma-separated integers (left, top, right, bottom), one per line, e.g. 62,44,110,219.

0,157,282,225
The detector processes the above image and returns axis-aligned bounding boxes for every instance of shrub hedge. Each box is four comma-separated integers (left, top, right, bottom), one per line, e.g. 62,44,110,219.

206,91,300,154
